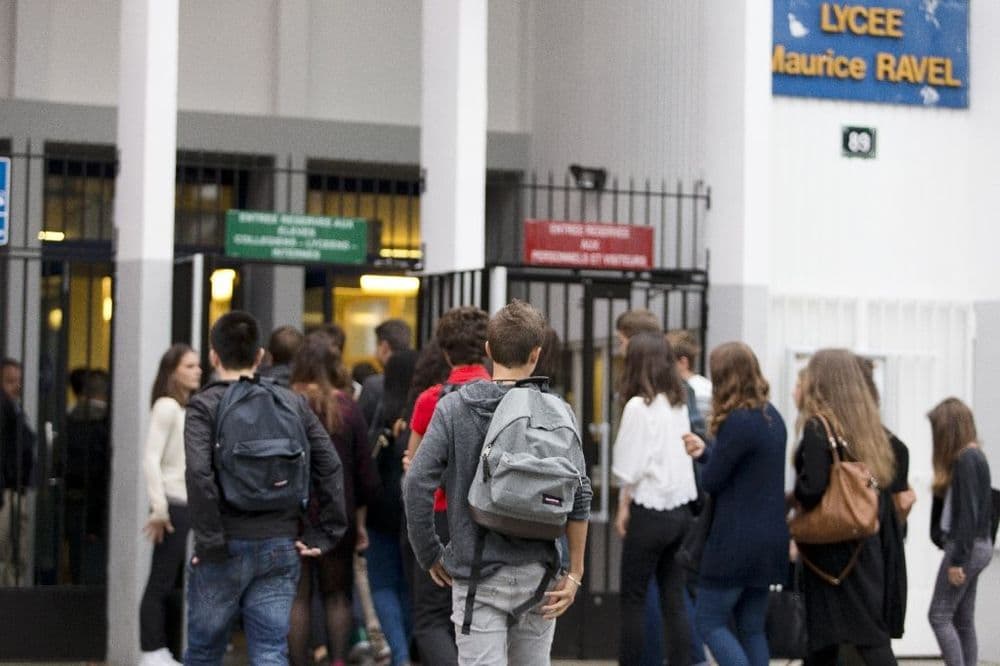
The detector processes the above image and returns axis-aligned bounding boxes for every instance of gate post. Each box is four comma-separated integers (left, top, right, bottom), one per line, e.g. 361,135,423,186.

488,266,508,313
108,1,180,662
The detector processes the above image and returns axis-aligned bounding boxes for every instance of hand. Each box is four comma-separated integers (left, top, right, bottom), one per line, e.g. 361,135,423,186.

789,539,799,562
948,566,966,587
295,540,322,558
392,418,407,439
429,560,453,588
142,517,174,544
682,433,706,459
541,572,581,619
402,452,412,474
190,556,199,566
615,504,630,538
355,525,369,552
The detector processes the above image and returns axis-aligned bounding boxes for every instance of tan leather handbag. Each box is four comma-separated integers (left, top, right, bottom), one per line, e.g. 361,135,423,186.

789,416,880,545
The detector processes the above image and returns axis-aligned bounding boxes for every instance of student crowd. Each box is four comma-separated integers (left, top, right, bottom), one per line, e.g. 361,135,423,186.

16,300,989,666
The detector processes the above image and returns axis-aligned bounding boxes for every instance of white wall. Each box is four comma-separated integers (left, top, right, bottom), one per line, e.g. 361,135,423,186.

526,0,705,182
1,0,528,132
487,0,527,133
0,1,14,98
306,0,420,125
769,99,971,300
48,0,120,105
178,0,275,116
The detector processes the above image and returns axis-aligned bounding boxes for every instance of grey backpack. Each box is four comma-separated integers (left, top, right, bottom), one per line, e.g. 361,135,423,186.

213,376,310,513
467,379,584,540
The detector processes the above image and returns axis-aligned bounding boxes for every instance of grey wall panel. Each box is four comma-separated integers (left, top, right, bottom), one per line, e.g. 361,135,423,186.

0,99,530,171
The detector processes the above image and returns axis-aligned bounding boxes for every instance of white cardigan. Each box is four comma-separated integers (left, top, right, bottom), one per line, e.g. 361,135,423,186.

611,394,697,511
143,397,188,520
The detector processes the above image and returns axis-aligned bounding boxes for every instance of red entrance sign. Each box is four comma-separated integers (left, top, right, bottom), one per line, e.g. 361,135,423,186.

523,219,654,270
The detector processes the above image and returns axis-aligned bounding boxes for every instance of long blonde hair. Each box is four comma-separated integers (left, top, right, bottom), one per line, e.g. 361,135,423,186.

928,397,978,497
708,342,770,436
798,349,895,487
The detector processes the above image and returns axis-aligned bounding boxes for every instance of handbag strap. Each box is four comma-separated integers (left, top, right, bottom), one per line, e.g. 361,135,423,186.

815,415,848,462
800,542,864,586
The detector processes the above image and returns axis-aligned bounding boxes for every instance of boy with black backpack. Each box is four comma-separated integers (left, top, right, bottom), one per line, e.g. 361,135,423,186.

184,311,348,665
404,300,592,665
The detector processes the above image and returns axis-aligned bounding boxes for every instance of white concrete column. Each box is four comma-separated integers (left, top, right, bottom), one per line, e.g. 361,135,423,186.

969,0,1000,520
108,1,179,662
701,0,772,354
420,0,487,274
11,0,52,99
274,0,310,117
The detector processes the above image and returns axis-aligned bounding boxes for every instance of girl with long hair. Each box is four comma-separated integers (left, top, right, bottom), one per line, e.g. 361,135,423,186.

682,342,788,666
139,344,202,666
927,398,993,666
612,332,697,666
287,334,377,666
366,348,418,666
792,349,899,666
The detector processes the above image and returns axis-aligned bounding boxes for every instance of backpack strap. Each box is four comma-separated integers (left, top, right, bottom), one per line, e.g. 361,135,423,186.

460,526,488,636
460,528,562,635
507,549,561,627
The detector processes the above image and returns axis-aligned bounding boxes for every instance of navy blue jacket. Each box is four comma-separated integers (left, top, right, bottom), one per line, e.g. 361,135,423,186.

697,403,789,587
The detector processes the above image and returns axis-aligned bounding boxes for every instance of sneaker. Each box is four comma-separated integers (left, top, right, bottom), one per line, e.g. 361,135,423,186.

140,648,181,666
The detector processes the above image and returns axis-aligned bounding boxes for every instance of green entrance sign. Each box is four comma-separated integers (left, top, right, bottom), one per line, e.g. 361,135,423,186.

225,210,368,264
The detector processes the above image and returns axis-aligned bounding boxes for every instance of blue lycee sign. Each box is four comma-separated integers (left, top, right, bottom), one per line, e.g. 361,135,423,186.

0,157,9,246
772,1,969,108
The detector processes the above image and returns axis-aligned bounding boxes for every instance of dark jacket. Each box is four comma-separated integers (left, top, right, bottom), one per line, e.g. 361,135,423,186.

697,404,789,588
184,380,348,562
63,401,111,536
794,417,907,649
322,393,379,535
931,446,993,565
0,393,35,493
358,373,384,431
404,380,592,580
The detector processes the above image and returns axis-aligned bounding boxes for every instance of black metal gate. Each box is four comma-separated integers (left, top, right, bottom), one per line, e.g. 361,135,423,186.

418,174,710,660
0,147,114,659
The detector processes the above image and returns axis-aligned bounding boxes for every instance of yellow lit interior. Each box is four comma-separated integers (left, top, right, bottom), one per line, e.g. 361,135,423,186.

209,268,237,326
332,286,417,371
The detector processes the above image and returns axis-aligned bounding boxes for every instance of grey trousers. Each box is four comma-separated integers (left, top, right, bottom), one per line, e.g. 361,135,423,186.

928,538,994,666
451,562,558,666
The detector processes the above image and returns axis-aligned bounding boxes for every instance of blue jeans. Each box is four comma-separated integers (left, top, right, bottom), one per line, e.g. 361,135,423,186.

366,528,412,666
694,585,769,666
642,580,708,666
185,537,301,666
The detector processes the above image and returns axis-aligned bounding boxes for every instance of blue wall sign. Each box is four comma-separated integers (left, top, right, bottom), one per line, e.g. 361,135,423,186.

772,1,969,108
0,157,9,246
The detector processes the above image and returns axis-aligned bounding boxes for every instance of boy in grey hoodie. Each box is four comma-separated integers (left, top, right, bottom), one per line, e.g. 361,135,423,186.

404,300,592,665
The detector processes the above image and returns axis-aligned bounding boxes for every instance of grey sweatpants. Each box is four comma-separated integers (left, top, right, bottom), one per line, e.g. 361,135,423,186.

928,538,994,666
451,562,558,666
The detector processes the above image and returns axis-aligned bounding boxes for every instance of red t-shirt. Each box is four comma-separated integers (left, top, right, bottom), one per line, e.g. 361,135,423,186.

411,364,491,512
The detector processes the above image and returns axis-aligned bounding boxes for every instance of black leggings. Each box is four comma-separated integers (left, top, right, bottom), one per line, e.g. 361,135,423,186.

139,503,191,652
805,643,897,666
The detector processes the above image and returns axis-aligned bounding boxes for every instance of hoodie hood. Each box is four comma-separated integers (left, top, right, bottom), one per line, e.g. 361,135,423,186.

454,379,506,418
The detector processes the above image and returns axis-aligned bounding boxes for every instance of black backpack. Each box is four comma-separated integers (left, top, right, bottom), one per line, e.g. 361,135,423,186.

213,376,310,512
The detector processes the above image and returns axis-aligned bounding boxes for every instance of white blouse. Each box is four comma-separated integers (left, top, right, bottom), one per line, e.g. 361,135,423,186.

612,394,697,511
143,397,188,520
